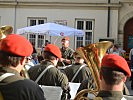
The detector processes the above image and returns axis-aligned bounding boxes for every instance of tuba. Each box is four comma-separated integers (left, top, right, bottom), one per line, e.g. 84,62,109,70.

74,41,112,100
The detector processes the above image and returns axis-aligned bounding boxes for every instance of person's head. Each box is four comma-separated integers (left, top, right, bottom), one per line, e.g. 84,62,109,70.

25,56,32,63
43,44,62,66
61,36,70,48
100,54,131,89
113,44,119,51
32,53,38,60
45,40,50,46
0,34,33,72
74,49,84,64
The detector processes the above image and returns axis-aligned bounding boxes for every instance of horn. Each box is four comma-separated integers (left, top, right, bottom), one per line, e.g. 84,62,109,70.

0,25,13,39
74,41,112,100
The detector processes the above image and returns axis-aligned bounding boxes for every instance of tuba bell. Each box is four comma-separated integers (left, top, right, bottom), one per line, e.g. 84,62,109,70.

0,25,13,39
74,41,112,100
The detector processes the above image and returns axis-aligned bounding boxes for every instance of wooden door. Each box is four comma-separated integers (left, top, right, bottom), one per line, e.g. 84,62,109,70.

124,18,133,53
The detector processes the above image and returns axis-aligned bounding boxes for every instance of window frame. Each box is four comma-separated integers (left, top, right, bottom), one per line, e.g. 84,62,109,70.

75,19,94,48
27,17,47,48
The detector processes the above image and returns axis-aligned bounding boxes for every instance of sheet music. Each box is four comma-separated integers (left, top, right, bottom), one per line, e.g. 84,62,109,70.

40,85,62,100
69,82,81,100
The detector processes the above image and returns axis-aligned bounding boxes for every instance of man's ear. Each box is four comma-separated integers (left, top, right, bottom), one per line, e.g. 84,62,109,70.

20,57,26,65
123,76,127,83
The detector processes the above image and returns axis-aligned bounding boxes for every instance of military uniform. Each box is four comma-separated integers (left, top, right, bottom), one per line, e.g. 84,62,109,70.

58,47,75,66
96,91,124,100
0,67,45,100
28,60,69,92
64,63,94,83
0,34,45,100
97,54,132,100
76,81,129,97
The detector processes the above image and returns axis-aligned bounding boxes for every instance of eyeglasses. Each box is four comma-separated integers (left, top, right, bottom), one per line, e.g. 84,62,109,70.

26,57,31,60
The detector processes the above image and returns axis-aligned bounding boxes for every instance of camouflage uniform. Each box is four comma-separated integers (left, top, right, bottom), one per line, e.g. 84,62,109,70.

58,47,75,66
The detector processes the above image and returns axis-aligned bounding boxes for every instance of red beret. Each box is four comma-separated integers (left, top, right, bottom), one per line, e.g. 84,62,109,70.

101,54,131,77
0,34,33,56
61,36,70,41
44,44,62,59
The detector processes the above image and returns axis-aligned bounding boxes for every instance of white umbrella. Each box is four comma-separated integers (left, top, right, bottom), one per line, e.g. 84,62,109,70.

17,23,84,36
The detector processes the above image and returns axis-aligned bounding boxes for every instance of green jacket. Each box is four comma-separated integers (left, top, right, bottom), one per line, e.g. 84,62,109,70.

58,47,75,66
64,63,93,83
0,67,45,100
97,91,124,100
28,60,69,91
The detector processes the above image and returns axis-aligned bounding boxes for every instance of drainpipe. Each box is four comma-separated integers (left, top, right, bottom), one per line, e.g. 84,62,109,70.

107,0,110,37
14,0,18,33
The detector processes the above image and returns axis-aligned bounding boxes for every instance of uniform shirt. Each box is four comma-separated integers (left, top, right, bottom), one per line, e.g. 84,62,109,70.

97,90,124,100
64,63,93,83
28,60,69,91
58,47,74,66
0,67,45,100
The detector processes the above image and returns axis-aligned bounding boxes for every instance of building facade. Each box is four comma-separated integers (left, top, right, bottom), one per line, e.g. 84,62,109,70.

0,0,133,52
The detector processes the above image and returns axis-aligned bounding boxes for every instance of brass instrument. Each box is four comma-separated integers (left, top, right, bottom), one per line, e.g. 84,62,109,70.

0,25,13,39
74,41,112,100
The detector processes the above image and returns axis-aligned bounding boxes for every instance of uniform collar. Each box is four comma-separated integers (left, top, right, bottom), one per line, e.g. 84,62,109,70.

0,67,20,76
41,60,55,66
97,90,123,98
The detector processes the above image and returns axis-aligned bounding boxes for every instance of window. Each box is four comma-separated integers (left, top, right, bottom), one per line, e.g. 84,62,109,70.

77,37,83,47
29,34,36,46
27,17,47,48
38,35,44,48
75,19,94,48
